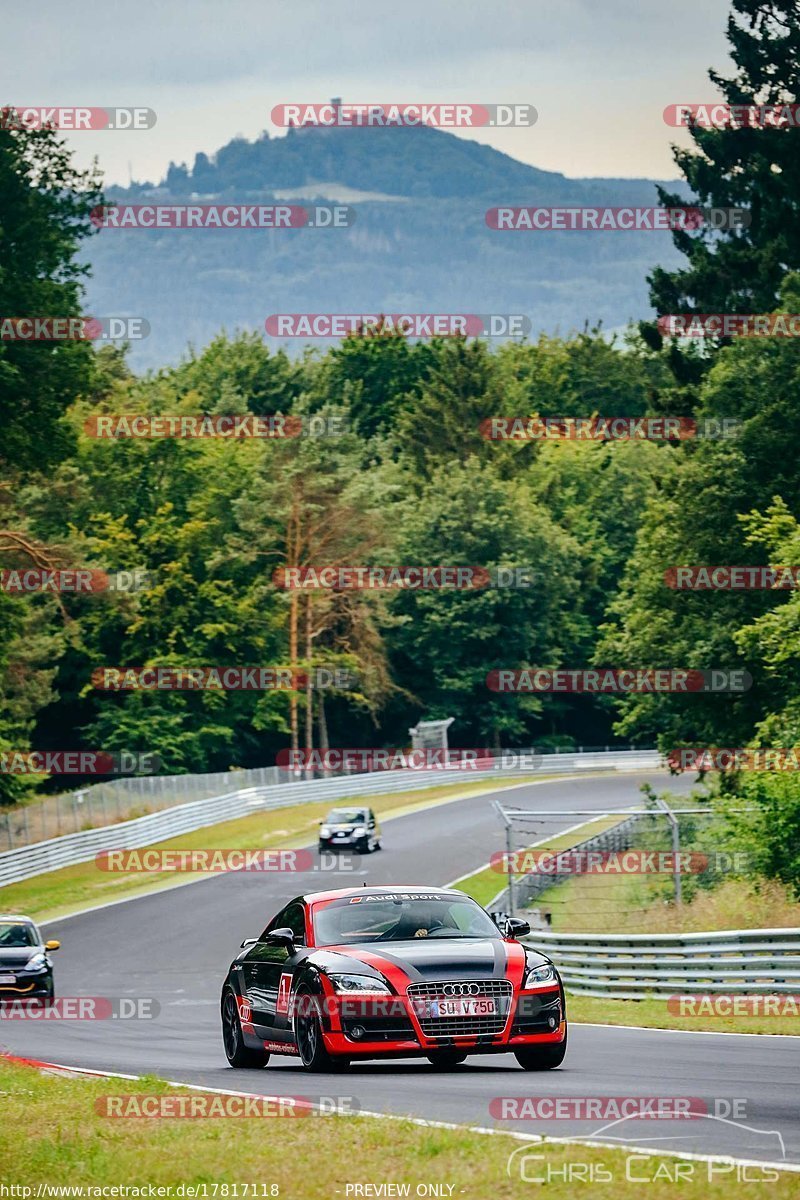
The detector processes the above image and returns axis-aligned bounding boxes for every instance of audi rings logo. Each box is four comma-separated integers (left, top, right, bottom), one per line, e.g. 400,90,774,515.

442,982,481,997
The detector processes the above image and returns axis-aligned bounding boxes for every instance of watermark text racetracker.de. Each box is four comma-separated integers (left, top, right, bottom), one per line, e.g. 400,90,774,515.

486,206,750,231
0,105,156,130
90,204,353,229
487,668,752,693
664,102,800,128
94,848,363,873
83,414,347,439
91,666,355,691
0,751,159,775
272,565,544,589
669,747,800,772
95,1094,359,1118
265,314,530,338
0,317,149,341
0,997,159,1019
490,849,751,875
480,416,740,441
666,566,800,590
276,747,530,772
491,1096,747,1120
0,569,151,594
667,994,800,1019
271,102,537,127
658,314,800,338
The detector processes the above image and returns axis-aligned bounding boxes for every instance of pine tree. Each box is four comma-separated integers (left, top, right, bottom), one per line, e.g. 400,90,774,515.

646,1,800,359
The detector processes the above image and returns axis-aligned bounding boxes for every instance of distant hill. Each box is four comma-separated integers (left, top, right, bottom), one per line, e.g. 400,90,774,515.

86,125,690,368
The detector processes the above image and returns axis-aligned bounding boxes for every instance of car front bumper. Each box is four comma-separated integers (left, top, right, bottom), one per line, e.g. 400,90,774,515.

318,985,565,1058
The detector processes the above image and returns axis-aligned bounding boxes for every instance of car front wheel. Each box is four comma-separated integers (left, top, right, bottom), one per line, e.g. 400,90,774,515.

221,990,270,1068
514,1029,567,1071
295,991,348,1072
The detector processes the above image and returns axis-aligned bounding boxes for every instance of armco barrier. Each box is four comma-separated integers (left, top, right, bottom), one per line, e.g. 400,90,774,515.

0,750,659,888
523,928,800,998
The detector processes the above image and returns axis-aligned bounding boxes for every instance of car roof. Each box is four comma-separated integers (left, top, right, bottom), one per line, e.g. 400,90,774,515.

0,914,35,923
302,885,464,904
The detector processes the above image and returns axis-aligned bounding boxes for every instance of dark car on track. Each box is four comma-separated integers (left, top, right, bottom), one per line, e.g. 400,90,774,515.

0,915,60,1002
220,885,566,1071
317,806,381,854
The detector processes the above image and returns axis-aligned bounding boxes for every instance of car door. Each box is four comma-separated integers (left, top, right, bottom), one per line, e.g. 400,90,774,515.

368,808,379,849
240,902,307,1037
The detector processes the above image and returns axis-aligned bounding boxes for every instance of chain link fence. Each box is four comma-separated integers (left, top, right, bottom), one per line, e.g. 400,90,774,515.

490,797,759,932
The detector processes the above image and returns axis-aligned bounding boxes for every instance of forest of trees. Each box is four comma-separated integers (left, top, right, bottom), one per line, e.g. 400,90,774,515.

1,1,799,888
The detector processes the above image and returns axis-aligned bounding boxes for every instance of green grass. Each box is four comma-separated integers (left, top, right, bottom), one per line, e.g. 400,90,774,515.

566,992,800,1036
2,1058,795,1196
0,774,546,922
535,873,800,935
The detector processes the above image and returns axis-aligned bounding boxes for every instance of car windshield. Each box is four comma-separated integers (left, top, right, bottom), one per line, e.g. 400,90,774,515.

0,922,36,948
326,810,365,824
312,894,501,946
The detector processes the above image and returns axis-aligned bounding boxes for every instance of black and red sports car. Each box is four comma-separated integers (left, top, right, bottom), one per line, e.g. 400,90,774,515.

220,885,567,1071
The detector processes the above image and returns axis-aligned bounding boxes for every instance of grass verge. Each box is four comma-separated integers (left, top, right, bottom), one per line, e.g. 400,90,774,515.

565,992,800,1036
0,1058,794,1195
0,774,547,922
535,872,800,934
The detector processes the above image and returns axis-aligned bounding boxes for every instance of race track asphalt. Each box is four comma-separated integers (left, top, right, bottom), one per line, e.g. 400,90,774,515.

2,771,797,1167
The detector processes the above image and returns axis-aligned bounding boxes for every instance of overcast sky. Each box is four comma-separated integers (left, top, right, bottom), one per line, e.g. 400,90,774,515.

3,0,733,186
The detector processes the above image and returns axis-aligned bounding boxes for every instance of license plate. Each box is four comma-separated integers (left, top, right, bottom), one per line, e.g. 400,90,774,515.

0,975,16,985
429,997,496,1017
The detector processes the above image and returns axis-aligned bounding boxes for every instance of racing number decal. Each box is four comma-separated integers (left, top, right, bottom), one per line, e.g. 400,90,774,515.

276,972,292,1015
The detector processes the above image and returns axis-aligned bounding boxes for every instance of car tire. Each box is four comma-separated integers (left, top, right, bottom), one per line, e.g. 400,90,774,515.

514,1030,567,1071
357,836,370,855
37,978,55,1008
426,1051,468,1069
373,840,382,851
295,990,347,1072
221,990,270,1069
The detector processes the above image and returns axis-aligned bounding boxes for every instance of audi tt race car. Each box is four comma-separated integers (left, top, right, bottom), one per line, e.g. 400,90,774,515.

0,914,61,1002
220,885,566,1071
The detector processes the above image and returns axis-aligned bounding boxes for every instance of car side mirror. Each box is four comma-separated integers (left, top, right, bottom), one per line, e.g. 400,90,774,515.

45,940,61,952
504,918,531,939
264,927,295,950
240,938,258,949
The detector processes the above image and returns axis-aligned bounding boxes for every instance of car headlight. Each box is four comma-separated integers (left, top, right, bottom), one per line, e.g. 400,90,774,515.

320,827,331,837
26,953,47,971
327,973,391,994
525,963,556,987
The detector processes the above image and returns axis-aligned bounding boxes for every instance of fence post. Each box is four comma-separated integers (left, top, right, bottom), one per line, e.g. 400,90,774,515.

655,796,682,906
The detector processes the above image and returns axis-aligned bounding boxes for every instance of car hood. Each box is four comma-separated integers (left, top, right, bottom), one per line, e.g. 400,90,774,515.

0,948,40,967
309,938,551,984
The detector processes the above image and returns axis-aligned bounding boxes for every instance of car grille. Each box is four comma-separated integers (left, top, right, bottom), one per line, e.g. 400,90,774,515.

406,979,512,1039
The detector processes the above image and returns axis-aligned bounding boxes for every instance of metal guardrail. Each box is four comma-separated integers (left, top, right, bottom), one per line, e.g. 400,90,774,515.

0,749,659,888
524,928,800,998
